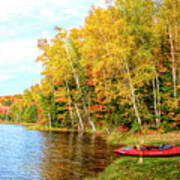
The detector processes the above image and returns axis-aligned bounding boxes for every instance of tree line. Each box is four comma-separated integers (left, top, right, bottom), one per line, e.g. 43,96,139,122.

0,0,179,132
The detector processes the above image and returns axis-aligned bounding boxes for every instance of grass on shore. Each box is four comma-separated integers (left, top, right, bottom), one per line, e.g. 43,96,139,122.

25,124,81,132
86,156,180,180
108,129,180,146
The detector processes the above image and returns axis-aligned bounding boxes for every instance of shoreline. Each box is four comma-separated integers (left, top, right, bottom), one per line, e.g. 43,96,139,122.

1,121,180,145
0,121,106,135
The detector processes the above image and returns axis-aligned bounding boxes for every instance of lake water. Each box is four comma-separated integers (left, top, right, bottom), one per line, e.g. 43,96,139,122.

0,124,115,180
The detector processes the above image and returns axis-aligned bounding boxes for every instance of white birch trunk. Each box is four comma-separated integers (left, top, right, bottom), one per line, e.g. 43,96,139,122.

153,76,159,127
74,103,84,130
16,113,20,122
123,57,142,125
168,27,177,98
48,112,51,129
65,41,96,131
155,74,161,125
83,101,96,132
88,95,96,132
5,111,9,121
174,3,178,51
65,43,84,129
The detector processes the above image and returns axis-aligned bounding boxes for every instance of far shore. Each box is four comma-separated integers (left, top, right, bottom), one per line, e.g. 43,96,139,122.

0,121,104,135
0,120,36,126
1,120,180,146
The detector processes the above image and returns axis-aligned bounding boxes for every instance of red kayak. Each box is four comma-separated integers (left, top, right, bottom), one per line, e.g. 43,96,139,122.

113,145,180,157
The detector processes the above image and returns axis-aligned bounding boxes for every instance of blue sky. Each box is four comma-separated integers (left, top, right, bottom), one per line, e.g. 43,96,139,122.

0,0,105,96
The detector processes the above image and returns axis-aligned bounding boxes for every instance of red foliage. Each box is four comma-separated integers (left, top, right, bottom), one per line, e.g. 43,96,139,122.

117,123,129,134
0,106,9,114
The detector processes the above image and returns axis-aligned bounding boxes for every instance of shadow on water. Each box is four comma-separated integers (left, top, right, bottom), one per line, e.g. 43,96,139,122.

0,124,118,180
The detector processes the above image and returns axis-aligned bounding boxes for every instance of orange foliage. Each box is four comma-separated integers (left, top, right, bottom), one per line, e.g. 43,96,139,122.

55,97,65,103
89,104,104,112
86,80,94,86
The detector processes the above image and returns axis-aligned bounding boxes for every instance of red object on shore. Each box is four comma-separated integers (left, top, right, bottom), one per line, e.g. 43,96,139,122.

113,145,180,157
0,106,9,114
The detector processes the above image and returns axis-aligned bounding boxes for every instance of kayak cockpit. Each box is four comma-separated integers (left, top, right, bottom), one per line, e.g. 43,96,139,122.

135,145,173,151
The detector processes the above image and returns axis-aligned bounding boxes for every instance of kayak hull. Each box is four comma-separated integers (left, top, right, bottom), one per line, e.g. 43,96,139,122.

113,146,180,157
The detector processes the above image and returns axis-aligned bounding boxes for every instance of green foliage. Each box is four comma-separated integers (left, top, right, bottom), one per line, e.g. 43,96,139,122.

3,99,12,106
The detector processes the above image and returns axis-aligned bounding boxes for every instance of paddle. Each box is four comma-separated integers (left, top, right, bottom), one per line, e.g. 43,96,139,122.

138,139,144,164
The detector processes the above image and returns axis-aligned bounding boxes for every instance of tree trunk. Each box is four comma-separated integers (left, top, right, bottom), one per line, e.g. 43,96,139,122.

74,103,84,130
153,77,158,125
174,2,178,51
155,73,161,124
168,26,177,98
173,3,180,86
83,100,96,132
16,112,20,122
65,80,74,126
65,78,83,129
65,43,85,129
123,57,142,125
65,42,95,130
65,41,97,131
88,95,96,131
153,75,160,127
48,112,51,129
5,111,9,121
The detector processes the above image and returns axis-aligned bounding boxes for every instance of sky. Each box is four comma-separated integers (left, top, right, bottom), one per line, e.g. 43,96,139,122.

0,0,105,96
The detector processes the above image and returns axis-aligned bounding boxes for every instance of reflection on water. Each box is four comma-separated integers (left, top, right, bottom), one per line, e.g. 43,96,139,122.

0,124,114,180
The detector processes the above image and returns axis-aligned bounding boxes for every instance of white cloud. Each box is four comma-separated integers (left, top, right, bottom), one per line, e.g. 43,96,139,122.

0,0,106,21
0,38,39,66
0,38,41,85
93,0,107,8
0,0,40,21
0,75,16,82
0,0,92,21
63,8,87,18
0,69,19,73
38,8,71,24
19,63,43,74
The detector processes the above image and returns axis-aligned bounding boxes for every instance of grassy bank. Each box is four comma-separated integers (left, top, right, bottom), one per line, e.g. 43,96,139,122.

86,156,180,180
108,130,180,146
85,130,180,180
25,124,81,132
